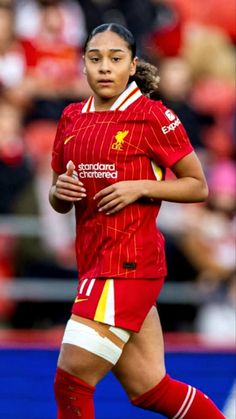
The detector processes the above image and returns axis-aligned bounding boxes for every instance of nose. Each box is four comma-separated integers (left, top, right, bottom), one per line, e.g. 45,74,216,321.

99,58,111,74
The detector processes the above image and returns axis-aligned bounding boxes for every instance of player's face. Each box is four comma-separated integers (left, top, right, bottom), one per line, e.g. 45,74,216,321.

84,31,137,109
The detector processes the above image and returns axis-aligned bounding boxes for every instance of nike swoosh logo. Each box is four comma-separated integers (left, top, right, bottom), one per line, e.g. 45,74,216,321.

75,297,88,303
64,135,75,145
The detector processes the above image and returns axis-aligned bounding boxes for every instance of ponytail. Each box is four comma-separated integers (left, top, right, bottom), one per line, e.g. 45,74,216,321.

131,60,160,97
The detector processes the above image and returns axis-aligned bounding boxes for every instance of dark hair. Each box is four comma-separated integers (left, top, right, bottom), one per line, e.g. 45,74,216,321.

84,23,136,58
84,23,159,97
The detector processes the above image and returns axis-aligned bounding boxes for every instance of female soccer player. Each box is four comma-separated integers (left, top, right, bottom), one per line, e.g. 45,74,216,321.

49,23,225,419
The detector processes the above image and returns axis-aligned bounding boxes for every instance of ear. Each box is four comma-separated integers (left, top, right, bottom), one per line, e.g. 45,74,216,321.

83,67,87,75
130,56,138,76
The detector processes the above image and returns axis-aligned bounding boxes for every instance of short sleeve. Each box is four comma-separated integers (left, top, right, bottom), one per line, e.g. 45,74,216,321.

145,101,194,168
51,106,70,174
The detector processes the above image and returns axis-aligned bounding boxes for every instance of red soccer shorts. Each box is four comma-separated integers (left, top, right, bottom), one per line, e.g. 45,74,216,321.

71,277,164,332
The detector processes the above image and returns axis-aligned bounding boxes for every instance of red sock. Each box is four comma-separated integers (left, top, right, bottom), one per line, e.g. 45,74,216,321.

132,374,225,418
54,367,95,419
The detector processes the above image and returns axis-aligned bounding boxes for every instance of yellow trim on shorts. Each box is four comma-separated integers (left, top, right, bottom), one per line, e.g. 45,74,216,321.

94,279,110,322
151,160,163,181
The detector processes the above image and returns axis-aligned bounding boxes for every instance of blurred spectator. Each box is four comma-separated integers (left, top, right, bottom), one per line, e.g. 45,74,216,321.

7,116,77,279
183,26,235,86
182,26,236,162
0,2,37,108
24,120,76,269
177,160,236,284
19,1,91,121
78,0,127,33
0,96,76,327
79,0,157,54
169,0,236,43
158,158,236,331
0,99,32,214
143,0,183,60
9,120,77,328
0,98,32,324
14,0,87,46
195,271,236,345
151,56,206,150
119,0,157,49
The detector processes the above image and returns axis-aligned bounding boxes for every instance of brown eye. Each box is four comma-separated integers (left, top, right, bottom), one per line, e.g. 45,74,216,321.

90,57,100,62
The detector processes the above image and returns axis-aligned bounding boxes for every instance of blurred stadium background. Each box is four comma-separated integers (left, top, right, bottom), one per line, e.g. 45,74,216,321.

0,0,235,418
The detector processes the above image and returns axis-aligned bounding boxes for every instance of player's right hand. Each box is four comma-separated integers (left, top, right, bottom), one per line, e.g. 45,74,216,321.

54,160,87,202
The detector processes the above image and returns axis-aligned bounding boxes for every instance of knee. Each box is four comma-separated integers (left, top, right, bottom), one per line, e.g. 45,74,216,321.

57,343,105,386
126,372,166,402
57,343,82,376
130,374,169,410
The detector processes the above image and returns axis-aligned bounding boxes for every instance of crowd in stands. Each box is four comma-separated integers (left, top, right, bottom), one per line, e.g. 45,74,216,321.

0,0,235,341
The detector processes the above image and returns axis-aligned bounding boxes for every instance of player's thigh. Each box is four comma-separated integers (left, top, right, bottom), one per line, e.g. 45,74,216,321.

112,305,166,399
57,315,118,386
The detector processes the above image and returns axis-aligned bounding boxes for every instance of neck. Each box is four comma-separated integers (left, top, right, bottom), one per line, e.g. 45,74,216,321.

93,95,121,112
82,82,141,114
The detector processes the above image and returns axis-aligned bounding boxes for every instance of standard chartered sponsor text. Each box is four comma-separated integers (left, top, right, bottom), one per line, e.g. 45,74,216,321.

78,162,118,179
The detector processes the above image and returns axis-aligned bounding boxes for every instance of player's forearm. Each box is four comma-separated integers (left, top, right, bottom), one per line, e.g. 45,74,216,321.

49,186,74,213
140,177,208,203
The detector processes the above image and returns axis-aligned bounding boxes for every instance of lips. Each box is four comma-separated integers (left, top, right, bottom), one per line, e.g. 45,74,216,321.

97,80,113,85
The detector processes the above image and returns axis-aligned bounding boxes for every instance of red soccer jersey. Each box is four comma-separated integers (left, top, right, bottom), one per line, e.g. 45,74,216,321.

51,82,193,280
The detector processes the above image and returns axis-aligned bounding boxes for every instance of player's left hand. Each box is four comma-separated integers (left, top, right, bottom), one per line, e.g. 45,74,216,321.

94,181,144,214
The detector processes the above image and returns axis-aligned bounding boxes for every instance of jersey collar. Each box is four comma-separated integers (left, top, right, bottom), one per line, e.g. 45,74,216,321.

82,81,142,113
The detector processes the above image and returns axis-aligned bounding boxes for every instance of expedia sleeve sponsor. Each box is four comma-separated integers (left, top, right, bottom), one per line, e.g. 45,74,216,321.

78,162,118,179
161,117,181,134
145,101,194,169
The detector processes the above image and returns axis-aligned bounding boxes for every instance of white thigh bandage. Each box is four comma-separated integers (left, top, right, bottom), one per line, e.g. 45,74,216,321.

62,318,130,365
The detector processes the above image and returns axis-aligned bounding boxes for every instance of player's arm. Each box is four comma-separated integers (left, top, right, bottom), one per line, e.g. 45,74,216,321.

141,151,208,203
49,161,87,214
94,152,208,214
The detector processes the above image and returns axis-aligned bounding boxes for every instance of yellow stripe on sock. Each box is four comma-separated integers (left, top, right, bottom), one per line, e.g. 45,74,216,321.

94,280,110,323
